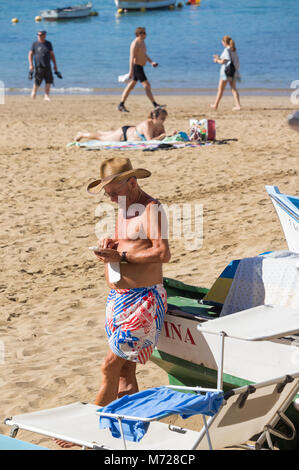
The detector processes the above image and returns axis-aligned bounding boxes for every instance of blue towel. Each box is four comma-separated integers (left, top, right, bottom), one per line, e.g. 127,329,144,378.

98,386,223,442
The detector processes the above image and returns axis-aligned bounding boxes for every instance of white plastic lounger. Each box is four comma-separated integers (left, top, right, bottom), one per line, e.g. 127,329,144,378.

4,402,201,450
4,373,299,450
4,303,299,450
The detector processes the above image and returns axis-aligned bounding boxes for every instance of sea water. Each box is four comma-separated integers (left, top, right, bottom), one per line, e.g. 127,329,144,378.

0,0,298,93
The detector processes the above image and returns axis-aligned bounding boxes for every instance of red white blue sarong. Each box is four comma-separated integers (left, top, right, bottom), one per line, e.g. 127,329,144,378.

105,284,167,364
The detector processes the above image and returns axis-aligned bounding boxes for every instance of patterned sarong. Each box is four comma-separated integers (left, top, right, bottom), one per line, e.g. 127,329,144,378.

105,284,167,364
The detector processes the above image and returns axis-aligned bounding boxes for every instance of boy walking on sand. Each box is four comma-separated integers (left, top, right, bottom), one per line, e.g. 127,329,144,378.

118,27,164,113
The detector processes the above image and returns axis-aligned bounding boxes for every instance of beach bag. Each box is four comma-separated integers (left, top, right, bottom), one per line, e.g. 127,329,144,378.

224,49,236,78
189,119,216,141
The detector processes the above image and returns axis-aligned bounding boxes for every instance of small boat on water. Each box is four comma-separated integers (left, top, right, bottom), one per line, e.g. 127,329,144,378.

40,2,93,20
266,185,299,253
115,0,177,11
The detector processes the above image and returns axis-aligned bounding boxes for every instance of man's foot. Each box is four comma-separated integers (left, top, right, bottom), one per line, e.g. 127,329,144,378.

117,102,129,113
210,104,218,110
44,95,51,102
232,106,241,111
54,439,79,449
153,102,166,109
31,92,36,100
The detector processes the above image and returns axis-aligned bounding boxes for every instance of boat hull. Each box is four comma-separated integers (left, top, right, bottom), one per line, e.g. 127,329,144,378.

41,3,92,20
266,185,299,253
151,311,299,449
115,0,176,10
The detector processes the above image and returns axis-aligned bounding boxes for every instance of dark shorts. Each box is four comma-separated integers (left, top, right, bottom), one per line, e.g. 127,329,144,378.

133,64,147,83
35,66,53,86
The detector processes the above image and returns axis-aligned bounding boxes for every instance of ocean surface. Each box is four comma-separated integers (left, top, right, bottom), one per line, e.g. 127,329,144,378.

0,0,299,93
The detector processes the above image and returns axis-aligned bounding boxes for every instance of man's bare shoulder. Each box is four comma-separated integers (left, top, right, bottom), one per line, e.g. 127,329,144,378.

145,198,162,209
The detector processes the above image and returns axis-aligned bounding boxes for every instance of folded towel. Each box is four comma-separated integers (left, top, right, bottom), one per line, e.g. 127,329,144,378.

98,386,223,442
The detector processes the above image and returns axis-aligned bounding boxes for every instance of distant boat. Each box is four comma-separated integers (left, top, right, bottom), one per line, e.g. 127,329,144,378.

266,185,299,253
115,0,177,10
40,2,93,20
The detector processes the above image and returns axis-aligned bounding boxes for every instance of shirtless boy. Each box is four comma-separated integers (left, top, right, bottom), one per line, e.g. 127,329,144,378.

118,27,164,112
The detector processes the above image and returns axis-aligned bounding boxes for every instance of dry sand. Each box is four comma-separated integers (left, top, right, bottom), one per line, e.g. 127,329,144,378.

0,93,297,449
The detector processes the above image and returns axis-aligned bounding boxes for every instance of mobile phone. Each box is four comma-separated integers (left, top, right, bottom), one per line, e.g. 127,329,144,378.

89,246,102,253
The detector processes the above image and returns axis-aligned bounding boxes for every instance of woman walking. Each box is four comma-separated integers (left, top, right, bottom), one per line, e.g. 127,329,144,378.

211,36,241,111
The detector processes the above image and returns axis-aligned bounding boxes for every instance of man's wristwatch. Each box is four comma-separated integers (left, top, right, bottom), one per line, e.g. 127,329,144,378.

120,251,128,263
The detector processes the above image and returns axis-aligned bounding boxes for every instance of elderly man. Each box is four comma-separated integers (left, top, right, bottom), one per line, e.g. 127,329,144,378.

88,157,170,406
55,157,170,448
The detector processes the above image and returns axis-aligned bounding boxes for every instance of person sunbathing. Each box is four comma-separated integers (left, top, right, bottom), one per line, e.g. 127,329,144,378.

74,108,175,143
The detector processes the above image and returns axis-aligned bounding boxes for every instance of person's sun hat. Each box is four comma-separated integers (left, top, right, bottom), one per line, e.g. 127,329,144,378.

87,157,151,194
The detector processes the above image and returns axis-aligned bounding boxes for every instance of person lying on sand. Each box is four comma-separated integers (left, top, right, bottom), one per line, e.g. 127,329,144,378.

74,108,176,143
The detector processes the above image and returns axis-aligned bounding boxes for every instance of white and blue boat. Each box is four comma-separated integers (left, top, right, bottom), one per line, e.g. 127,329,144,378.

266,185,299,253
40,2,93,20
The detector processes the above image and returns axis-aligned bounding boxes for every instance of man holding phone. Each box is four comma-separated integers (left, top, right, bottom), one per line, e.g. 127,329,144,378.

88,157,170,407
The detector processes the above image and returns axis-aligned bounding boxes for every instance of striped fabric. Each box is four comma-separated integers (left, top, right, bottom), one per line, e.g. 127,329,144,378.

105,284,167,364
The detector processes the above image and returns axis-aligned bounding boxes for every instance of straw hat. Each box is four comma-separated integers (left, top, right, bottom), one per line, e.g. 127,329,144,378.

87,157,151,194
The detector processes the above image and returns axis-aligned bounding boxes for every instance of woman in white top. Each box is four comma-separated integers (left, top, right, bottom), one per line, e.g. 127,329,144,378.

211,35,241,111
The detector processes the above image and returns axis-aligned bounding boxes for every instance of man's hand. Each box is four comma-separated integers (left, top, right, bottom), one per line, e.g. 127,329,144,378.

97,237,118,250
55,70,63,79
152,62,158,68
94,248,121,263
28,70,34,80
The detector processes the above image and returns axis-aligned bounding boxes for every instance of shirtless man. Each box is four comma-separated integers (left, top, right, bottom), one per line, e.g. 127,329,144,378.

87,157,170,408
55,157,170,448
74,108,172,142
118,27,164,113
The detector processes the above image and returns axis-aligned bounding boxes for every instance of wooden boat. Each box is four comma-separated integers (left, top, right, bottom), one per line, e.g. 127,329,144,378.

150,187,299,449
266,185,299,254
40,2,93,20
115,0,177,11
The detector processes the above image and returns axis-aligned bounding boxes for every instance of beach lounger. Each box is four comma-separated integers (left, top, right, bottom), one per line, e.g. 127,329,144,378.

4,305,299,451
4,371,299,450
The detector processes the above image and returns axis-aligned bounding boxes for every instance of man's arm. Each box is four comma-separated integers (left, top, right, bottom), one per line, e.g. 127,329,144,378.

28,50,34,71
129,40,137,77
96,202,171,264
146,54,158,67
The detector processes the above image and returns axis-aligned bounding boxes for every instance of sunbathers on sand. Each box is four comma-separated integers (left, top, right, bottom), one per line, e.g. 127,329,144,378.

105,284,167,364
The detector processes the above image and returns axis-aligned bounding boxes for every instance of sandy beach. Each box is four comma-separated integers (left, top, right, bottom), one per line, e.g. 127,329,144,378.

0,93,297,449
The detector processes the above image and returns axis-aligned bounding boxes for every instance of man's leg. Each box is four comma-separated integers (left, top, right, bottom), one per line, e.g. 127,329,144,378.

55,351,135,448
95,349,128,406
31,83,39,99
118,360,138,399
44,83,51,101
142,80,155,105
118,80,137,112
141,80,162,108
